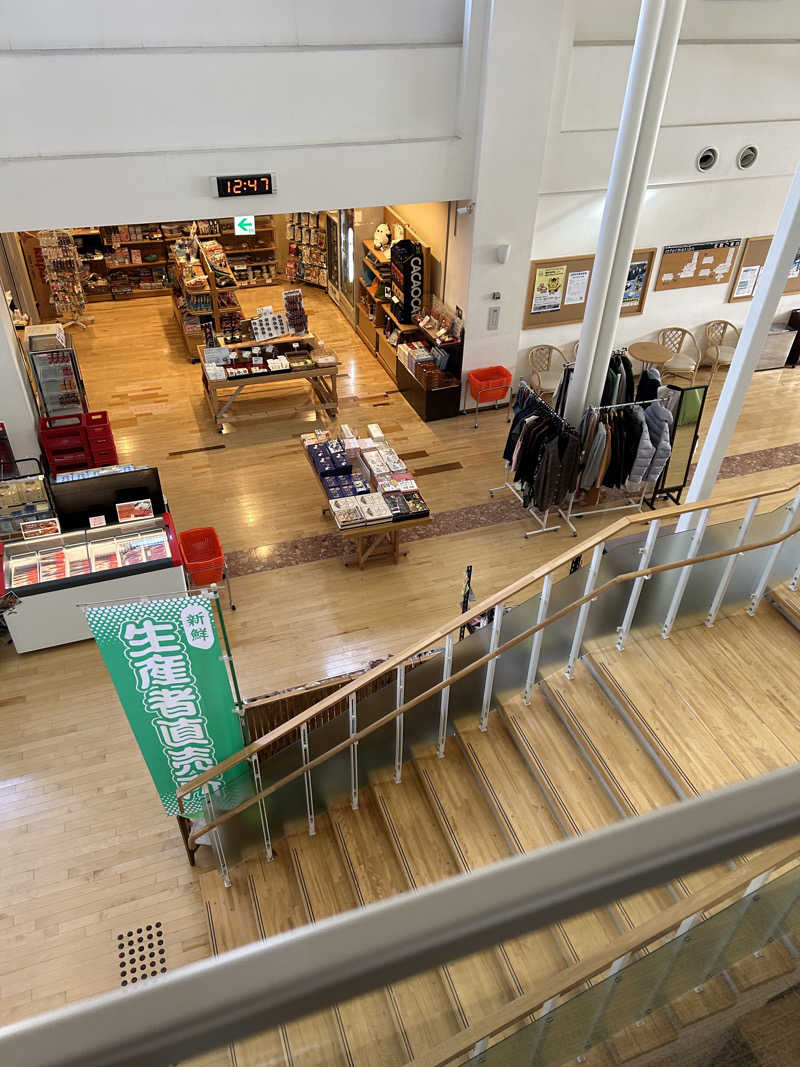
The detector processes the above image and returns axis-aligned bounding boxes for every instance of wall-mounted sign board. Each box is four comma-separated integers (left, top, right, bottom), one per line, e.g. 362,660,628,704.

654,239,741,292
522,247,656,329
728,235,800,303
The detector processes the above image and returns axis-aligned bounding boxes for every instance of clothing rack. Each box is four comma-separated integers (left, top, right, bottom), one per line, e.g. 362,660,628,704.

557,396,668,536
490,382,567,537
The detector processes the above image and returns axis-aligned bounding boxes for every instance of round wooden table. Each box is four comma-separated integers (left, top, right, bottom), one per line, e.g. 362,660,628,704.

628,341,673,368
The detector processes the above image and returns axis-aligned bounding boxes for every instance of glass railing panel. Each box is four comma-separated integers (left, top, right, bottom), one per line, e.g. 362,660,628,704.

467,862,800,1065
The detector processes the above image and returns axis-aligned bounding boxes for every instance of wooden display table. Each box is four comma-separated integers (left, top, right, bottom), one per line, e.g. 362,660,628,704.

199,345,339,430
628,341,674,368
304,447,431,568
340,517,431,568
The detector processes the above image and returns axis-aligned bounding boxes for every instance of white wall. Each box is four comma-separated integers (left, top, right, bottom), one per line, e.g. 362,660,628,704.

512,1,800,383
0,306,39,459
521,177,799,369
0,0,479,230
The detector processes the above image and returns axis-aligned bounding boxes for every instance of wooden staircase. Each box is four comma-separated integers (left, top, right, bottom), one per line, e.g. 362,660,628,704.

197,602,800,1066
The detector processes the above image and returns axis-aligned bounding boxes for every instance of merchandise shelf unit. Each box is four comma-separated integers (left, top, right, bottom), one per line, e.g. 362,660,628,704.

98,224,171,301
285,212,327,290
218,215,277,288
171,235,242,360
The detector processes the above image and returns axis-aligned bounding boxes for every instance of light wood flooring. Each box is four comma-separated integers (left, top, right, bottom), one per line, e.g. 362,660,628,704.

2,284,800,1033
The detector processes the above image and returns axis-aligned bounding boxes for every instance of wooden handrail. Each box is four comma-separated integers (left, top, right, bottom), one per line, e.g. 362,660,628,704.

186,514,800,839
177,477,800,805
408,837,800,1067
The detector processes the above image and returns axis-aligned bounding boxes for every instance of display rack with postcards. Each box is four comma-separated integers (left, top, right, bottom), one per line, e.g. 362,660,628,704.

392,298,464,422
285,211,328,288
0,459,56,542
302,425,431,568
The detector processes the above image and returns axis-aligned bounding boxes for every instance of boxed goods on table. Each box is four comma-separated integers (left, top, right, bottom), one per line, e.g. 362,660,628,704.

330,497,365,529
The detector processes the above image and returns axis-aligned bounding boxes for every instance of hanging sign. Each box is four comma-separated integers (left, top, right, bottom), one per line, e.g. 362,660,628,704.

234,215,256,236
84,594,243,816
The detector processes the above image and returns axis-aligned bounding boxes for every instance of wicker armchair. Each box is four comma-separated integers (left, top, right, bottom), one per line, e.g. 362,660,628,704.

527,344,568,395
705,320,740,378
657,327,703,385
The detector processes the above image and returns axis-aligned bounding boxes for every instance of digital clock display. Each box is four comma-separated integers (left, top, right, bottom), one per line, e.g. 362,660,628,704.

215,173,275,198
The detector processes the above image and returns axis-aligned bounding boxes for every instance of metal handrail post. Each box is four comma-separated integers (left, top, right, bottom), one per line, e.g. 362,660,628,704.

437,633,455,758
300,723,316,835
566,543,604,679
616,520,660,650
394,664,405,784
706,497,759,627
479,603,504,731
748,487,800,614
203,786,231,889
248,755,273,862
348,693,359,811
662,507,710,638
523,576,552,704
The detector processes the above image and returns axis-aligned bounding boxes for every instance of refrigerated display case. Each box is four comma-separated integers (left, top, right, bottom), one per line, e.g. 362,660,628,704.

24,324,88,417
0,515,186,652
0,458,56,542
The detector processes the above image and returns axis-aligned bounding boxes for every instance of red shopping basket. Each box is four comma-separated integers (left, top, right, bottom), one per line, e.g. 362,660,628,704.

178,526,235,609
467,366,513,428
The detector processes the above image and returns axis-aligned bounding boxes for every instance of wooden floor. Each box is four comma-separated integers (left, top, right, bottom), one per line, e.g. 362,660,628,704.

2,283,800,1036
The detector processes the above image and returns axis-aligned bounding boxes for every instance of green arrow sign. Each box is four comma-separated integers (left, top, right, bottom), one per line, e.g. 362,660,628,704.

235,215,255,235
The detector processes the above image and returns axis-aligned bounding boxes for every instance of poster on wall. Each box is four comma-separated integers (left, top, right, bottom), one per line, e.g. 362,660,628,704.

531,265,566,314
564,270,590,306
84,593,246,816
733,264,760,300
789,248,800,280
623,260,649,307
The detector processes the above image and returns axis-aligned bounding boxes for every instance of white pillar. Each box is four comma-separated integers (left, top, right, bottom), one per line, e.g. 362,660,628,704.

459,0,569,399
0,299,39,460
584,0,686,407
565,0,666,425
677,164,800,530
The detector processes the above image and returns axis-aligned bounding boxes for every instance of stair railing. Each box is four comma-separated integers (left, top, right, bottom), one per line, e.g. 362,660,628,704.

178,479,800,863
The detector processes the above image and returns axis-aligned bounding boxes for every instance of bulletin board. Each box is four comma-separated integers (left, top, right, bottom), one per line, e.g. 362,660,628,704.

728,234,800,303
522,247,656,330
654,238,741,292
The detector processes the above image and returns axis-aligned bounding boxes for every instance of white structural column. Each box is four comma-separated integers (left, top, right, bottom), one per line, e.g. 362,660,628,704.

678,163,800,531
584,0,687,407
565,0,667,424
0,299,39,459
458,0,567,395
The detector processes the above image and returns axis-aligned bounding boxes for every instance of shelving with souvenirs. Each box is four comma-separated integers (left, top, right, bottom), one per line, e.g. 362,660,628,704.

9,201,466,419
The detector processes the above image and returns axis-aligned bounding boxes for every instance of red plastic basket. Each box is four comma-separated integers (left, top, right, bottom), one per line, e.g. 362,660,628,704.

467,366,512,403
178,527,226,586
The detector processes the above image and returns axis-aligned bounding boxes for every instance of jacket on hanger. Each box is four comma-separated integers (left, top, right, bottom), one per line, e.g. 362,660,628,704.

643,402,673,482
625,406,655,485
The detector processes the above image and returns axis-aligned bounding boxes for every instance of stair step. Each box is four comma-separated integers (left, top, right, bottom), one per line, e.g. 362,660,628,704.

737,985,800,1062
455,712,627,967
606,1008,678,1063
370,764,521,1024
728,940,796,993
410,738,570,994
289,816,411,1066
543,660,731,897
498,690,679,939
768,581,800,628
329,793,463,1054
248,853,351,1066
199,866,289,1066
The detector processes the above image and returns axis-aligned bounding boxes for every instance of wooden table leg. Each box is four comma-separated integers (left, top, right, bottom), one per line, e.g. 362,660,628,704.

393,529,400,563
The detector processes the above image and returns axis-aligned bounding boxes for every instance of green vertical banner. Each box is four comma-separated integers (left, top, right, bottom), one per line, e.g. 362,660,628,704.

85,594,244,816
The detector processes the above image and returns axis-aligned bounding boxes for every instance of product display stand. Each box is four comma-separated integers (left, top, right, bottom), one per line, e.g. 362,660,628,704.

38,230,91,329
489,465,562,537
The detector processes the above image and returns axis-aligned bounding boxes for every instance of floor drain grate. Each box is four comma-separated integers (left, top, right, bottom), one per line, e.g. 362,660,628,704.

117,922,166,987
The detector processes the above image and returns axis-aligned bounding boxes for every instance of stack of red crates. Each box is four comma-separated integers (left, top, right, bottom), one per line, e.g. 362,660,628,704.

39,411,118,476
82,411,118,468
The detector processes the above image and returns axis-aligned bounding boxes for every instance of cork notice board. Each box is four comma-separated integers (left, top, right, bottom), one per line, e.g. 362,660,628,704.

522,247,656,330
654,238,741,292
728,234,800,303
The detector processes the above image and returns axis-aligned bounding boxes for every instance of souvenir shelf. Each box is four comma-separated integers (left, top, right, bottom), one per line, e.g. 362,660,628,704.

171,235,243,359
38,230,87,323
0,459,55,542
98,224,171,300
218,215,277,288
285,212,327,289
